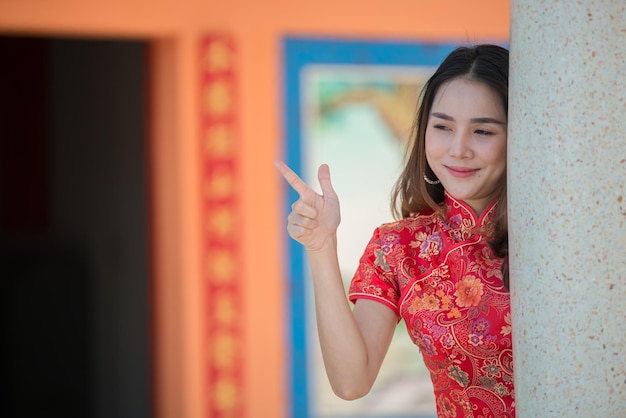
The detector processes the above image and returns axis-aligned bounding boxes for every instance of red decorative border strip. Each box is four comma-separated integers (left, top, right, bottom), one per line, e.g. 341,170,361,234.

199,35,244,418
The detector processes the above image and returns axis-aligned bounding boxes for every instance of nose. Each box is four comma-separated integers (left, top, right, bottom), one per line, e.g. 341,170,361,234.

448,129,473,159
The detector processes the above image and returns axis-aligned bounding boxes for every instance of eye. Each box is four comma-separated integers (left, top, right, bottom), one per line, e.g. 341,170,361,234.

475,129,494,136
433,124,450,131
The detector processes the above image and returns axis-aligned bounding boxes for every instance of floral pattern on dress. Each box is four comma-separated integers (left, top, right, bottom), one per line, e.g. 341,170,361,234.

349,192,515,418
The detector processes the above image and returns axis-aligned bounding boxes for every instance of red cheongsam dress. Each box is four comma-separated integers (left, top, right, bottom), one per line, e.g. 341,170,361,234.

349,193,515,418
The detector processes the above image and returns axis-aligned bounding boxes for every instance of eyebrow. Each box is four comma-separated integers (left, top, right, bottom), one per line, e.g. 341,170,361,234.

431,112,506,125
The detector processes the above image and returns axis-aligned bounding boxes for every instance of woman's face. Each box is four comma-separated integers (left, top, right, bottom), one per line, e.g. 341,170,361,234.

425,77,507,215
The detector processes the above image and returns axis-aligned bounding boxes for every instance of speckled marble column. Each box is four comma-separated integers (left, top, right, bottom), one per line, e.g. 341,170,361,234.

509,1,626,416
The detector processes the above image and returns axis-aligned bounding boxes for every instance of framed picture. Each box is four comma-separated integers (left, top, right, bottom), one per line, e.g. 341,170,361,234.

282,37,458,418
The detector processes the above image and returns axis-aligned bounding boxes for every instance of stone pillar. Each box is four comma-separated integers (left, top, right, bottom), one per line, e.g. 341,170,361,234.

508,1,626,416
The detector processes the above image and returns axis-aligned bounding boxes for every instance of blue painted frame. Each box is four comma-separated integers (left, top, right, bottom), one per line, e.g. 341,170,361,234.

281,37,458,418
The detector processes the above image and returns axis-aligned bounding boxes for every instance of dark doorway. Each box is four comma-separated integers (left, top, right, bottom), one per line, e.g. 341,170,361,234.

0,36,151,418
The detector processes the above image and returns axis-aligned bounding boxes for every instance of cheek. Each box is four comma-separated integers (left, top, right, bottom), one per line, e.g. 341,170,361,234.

485,139,507,166
424,139,440,170
425,132,444,159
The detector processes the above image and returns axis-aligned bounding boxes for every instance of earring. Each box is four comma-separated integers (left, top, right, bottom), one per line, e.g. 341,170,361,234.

423,174,441,185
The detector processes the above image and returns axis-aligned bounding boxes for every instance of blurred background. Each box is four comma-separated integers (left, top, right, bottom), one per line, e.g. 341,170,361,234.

0,1,509,417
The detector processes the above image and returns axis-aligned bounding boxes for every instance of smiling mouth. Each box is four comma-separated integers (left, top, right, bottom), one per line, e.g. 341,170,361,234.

445,166,479,177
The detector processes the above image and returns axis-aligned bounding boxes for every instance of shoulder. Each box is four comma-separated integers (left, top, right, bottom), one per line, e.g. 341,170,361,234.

375,208,440,238
362,209,442,267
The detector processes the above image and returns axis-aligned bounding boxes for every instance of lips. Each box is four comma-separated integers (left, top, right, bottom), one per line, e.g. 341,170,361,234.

445,166,479,178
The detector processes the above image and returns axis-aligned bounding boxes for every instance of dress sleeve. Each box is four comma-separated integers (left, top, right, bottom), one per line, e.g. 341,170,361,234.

348,226,401,316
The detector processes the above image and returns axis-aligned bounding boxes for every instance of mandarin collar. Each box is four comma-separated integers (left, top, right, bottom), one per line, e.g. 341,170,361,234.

441,192,498,241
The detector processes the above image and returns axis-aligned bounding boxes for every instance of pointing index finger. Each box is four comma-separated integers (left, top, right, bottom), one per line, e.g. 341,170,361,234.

274,160,310,197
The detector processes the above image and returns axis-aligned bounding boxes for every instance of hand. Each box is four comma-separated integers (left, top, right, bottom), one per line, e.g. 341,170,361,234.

274,160,340,252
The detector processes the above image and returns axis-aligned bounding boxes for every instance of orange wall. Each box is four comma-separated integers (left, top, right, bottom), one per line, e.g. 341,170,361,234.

0,2,510,417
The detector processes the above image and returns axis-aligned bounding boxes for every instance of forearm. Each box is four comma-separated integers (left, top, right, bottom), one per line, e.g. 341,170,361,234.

306,241,381,399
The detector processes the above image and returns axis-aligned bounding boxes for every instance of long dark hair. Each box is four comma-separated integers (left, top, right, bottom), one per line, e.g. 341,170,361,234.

390,44,510,289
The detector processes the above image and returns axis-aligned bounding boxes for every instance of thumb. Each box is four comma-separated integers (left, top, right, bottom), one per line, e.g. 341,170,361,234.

317,164,336,197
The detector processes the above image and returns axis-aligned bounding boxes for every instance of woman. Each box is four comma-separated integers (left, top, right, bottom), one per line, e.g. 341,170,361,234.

275,44,513,417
